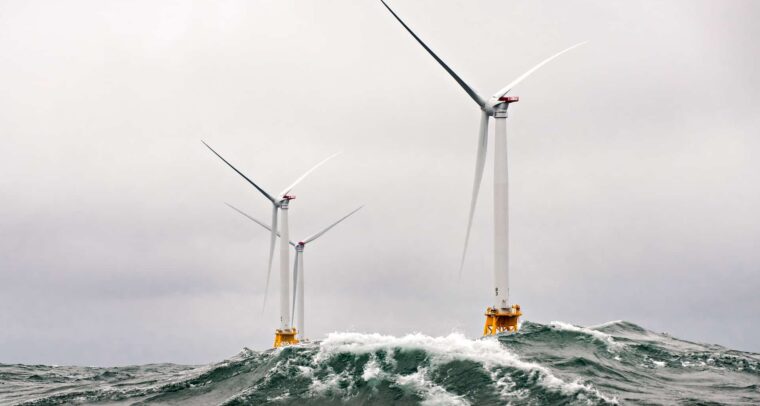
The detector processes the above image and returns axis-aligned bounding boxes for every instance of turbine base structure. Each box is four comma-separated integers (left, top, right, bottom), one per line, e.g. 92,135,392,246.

483,305,522,336
273,328,299,348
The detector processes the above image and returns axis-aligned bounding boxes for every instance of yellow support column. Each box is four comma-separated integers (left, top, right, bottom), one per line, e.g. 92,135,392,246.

483,305,522,336
273,328,299,348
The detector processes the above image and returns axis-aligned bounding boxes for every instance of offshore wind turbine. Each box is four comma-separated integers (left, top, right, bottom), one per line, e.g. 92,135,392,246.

203,141,339,347
226,203,363,341
380,0,585,335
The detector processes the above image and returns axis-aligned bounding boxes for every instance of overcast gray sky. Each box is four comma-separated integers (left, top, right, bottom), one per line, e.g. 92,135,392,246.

1,0,758,366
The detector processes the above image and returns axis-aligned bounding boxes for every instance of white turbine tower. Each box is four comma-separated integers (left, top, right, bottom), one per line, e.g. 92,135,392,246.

380,0,585,335
225,203,363,341
203,141,339,347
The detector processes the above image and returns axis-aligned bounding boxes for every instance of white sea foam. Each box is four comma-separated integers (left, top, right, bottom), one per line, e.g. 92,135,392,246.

550,321,623,352
317,331,617,403
297,365,314,378
361,357,382,381
395,368,469,406
319,331,532,371
309,369,355,397
266,391,290,401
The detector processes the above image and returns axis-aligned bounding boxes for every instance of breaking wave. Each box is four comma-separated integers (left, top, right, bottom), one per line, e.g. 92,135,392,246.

1,321,758,405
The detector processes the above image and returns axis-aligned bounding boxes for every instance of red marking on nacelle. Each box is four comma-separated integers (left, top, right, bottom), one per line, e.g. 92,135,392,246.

498,96,520,103
284,194,296,200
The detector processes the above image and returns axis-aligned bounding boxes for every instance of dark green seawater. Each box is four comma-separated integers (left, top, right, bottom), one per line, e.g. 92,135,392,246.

1,321,758,405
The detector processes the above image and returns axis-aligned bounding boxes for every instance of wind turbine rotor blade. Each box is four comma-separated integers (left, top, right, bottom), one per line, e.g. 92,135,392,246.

302,206,364,245
290,250,300,328
278,152,342,198
459,111,489,278
489,42,587,105
379,0,485,107
202,141,276,203
226,202,272,232
262,205,278,311
225,202,296,246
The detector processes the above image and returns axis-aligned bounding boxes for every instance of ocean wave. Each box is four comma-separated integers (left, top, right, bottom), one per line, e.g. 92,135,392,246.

313,331,617,404
2,320,758,405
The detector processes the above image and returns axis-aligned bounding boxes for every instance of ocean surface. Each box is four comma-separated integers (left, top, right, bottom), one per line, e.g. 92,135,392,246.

1,320,758,405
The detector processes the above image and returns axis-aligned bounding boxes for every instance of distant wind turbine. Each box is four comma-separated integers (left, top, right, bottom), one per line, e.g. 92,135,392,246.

379,0,585,334
203,141,339,346
226,203,363,341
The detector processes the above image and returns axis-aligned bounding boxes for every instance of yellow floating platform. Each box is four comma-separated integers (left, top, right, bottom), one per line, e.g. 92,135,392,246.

273,328,299,348
483,305,522,336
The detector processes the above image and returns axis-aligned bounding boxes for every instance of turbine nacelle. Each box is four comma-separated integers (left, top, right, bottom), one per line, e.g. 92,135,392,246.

482,96,520,115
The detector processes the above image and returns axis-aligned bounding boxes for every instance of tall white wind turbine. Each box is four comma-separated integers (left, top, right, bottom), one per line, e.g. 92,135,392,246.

203,141,339,345
380,1,585,334
226,203,363,341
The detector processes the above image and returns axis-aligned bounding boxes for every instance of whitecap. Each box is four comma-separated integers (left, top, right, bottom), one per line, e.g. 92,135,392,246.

316,331,616,403
549,321,623,352
587,320,625,330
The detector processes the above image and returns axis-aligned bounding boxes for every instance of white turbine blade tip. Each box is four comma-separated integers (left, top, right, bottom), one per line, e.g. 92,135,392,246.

489,41,587,103
278,151,342,198
302,205,363,244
